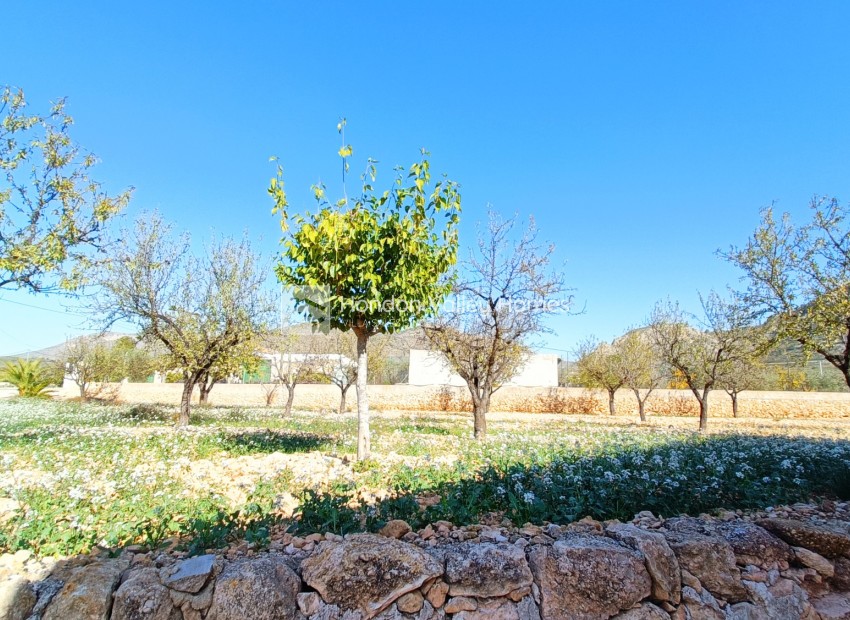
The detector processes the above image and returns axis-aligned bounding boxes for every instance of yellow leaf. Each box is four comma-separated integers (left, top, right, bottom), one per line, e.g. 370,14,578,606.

338,145,353,158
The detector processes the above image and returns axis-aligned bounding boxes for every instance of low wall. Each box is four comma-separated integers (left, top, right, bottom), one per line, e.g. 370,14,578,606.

58,381,850,419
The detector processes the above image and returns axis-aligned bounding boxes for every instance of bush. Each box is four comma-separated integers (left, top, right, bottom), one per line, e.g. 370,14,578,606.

1,359,52,398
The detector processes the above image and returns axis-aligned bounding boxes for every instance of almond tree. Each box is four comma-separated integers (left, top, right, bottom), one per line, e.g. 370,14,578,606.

574,337,627,415
271,122,461,459
617,329,667,422
0,87,131,292
649,293,767,431
723,197,850,387
94,215,271,426
423,210,570,439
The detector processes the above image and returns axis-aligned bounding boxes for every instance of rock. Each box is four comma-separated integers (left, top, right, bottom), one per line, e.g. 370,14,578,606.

0,499,19,525
743,578,814,619
757,518,850,559
606,523,682,604
112,568,179,620
527,534,651,620
425,581,448,608
298,592,322,616
812,592,850,620
793,546,835,577
516,596,541,620
663,529,748,603
301,534,442,619
159,554,216,593
454,598,518,620
715,521,793,568
42,560,123,620
610,602,669,619
28,577,63,619
379,520,412,540
444,596,477,613
443,542,533,598
0,575,36,620
396,591,424,613
206,555,300,620
833,557,850,590
680,585,724,620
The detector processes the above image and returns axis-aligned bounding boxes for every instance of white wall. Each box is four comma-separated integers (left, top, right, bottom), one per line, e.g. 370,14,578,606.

408,349,559,387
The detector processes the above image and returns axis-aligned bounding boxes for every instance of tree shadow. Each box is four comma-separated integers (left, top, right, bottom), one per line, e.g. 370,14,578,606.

212,430,338,455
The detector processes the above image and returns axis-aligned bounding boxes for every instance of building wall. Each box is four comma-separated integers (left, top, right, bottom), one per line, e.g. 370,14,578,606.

57,381,850,418
407,349,559,388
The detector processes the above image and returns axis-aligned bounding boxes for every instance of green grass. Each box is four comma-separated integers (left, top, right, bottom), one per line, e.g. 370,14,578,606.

2,398,850,556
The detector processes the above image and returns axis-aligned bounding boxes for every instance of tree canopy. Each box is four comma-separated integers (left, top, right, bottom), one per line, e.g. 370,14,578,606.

0,86,131,293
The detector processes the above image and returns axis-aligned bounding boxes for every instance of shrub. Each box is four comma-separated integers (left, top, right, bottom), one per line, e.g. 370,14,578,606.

1,359,52,398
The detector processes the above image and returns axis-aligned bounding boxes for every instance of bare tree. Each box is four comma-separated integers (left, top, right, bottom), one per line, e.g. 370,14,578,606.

260,322,322,415
62,335,110,400
574,337,627,415
649,293,767,430
315,330,360,414
93,214,271,426
617,329,668,422
719,356,768,418
423,210,571,439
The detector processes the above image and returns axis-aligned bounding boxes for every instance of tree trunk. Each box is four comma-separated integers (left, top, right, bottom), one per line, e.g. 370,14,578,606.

607,388,616,415
354,328,370,460
78,381,87,401
632,389,647,422
698,390,710,431
284,383,295,416
339,384,351,415
731,392,739,418
470,387,490,440
199,378,213,404
179,380,195,427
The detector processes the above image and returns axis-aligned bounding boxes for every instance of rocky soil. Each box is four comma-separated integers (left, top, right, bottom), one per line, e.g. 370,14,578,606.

5,502,850,619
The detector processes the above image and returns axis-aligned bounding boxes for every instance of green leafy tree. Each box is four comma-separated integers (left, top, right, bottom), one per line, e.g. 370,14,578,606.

0,87,131,292
423,210,569,439
574,337,627,415
1,358,51,397
93,214,271,425
723,197,850,388
271,122,461,459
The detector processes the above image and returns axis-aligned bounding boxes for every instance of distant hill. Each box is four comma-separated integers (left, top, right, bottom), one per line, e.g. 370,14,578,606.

0,332,135,363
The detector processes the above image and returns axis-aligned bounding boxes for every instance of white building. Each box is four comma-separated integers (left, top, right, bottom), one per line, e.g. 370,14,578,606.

407,349,559,387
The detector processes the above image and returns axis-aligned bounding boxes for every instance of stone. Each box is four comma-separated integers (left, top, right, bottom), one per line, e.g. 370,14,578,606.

527,534,652,620
610,602,670,619
443,542,533,598
454,598,518,620
159,554,216,593
834,557,850,590
516,596,541,620
757,518,850,559
112,568,179,620
793,546,835,577
812,592,850,620
206,555,300,620
0,575,36,620
680,585,724,620
743,578,814,619
663,529,748,603
425,581,448,608
301,534,442,619
397,591,424,614
0,499,19,525
298,592,322,616
606,523,682,604
715,521,793,568
379,520,412,540
42,560,123,620
444,596,477,613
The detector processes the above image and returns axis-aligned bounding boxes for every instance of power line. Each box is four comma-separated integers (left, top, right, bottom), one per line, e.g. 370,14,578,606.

0,297,87,316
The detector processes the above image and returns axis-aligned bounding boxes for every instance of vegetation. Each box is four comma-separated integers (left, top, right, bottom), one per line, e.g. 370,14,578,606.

574,337,627,415
1,359,52,397
724,197,850,388
423,210,569,439
61,335,159,400
0,86,131,293
91,215,271,425
271,122,461,459
2,399,850,556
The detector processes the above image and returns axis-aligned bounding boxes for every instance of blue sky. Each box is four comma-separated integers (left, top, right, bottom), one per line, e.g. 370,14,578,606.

2,1,850,358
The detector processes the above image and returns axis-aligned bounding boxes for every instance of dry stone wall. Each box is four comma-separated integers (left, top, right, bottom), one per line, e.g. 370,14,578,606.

6,509,850,619
58,382,850,419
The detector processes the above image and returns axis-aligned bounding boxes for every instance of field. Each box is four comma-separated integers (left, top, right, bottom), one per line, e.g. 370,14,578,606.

2,398,850,557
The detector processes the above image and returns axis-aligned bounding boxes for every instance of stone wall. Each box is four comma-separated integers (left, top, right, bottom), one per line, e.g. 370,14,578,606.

5,509,850,619
58,381,850,419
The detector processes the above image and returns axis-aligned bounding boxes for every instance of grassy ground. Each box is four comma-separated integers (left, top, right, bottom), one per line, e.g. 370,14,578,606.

2,398,850,556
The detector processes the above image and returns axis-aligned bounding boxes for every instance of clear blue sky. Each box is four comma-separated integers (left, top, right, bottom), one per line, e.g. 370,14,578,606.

2,1,850,358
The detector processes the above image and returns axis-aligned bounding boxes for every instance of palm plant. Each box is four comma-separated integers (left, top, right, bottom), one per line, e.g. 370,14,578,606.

1,359,52,397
